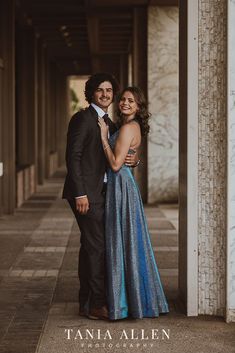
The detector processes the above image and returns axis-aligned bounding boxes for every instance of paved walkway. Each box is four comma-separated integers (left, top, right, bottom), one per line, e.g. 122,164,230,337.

0,169,234,353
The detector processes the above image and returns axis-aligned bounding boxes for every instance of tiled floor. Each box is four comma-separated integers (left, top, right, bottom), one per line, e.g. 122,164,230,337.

0,171,73,353
145,205,178,301
0,169,234,353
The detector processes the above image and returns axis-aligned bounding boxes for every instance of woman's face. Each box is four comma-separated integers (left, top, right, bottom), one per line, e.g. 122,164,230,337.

119,91,139,117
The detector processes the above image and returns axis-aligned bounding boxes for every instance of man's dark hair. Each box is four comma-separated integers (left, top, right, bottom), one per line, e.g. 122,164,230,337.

85,72,119,104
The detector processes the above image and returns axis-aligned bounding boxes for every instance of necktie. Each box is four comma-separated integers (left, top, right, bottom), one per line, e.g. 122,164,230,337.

103,113,109,125
102,113,109,184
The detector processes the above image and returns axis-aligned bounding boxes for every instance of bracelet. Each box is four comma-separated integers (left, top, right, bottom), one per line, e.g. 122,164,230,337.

133,159,141,167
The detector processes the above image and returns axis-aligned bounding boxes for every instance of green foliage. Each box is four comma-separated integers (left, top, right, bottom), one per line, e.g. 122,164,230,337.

70,87,82,113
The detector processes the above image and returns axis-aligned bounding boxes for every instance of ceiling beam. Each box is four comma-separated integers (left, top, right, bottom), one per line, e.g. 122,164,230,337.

47,48,90,58
86,0,178,6
100,22,131,27
86,9,132,18
18,0,180,78
87,0,146,5
149,0,178,5
86,15,101,72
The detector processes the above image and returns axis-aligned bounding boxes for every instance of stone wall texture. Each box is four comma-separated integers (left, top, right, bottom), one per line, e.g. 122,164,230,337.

198,0,227,316
227,0,235,322
147,6,179,203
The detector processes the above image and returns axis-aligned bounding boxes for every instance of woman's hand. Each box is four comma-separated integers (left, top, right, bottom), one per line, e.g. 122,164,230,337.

125,150,139,167
98,117,109,142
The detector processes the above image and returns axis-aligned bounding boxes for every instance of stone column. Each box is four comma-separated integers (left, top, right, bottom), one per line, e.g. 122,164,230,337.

56,71,68,167
179,0,199,316
198,0,227,316
132,7,148,203
1,0,15,214
16,25,37,168
0,1,3,215
148,6,179,203
0,60,3,215
45,59,58,177
45,58,51,177
49,62,57,155
37,40,46,185
119,54,128,91
227,0,235,323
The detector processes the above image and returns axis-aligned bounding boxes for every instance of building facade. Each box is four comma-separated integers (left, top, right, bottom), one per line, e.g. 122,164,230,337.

0,0,234,322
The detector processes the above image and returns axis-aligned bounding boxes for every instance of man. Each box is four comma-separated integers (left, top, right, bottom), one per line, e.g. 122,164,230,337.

63,73,139,320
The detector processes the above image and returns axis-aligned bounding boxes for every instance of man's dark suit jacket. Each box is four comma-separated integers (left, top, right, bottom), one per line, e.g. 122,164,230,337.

62,105,116,203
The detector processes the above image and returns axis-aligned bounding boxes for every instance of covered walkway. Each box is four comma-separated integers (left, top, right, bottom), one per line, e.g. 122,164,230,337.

1,0,235,343
0,170,234,353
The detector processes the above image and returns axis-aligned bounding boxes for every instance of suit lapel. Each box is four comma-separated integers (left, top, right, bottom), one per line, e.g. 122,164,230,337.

89,105,99,120
88,104,117,135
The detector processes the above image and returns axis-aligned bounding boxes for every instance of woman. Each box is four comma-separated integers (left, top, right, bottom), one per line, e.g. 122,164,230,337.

98,86,169,320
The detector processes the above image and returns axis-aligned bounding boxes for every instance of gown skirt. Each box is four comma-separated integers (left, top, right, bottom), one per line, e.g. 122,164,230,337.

105,131,169,320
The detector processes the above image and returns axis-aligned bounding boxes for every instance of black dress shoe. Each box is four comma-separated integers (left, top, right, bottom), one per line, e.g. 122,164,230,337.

88,306,109,320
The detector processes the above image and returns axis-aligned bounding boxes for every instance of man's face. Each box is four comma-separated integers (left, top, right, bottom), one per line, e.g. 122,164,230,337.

92,81,113,112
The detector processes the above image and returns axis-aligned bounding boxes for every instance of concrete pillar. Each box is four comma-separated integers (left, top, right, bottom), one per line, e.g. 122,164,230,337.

45,59,50,177
179,0,187,313
0,59,3,215
147,6,179,203
49,62,57,154
227,0,235,323
16,25,38,171
55,70,68,167
178,0,199,316
119,54,128,91
44,62,68,176
132,7,148,203
0,0,3,215
37,40,46,185
197,0,227,317
0,0,15,214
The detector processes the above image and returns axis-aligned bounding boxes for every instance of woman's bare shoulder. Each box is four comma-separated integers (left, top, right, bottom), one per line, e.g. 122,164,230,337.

119,121,140,134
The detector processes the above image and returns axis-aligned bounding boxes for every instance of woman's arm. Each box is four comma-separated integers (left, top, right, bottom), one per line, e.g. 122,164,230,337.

98,117,135,172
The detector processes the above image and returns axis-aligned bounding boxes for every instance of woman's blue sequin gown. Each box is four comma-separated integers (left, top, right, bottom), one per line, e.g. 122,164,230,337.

105,131,169,320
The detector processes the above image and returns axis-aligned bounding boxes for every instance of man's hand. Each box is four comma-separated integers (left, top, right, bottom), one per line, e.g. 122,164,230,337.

124,150,140,167
76,196,89,214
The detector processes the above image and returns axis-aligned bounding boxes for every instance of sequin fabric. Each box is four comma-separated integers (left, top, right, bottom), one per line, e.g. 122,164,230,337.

105,131,169,320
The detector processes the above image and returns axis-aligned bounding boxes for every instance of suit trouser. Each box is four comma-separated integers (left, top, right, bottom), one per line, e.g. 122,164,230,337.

68,199,106,309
